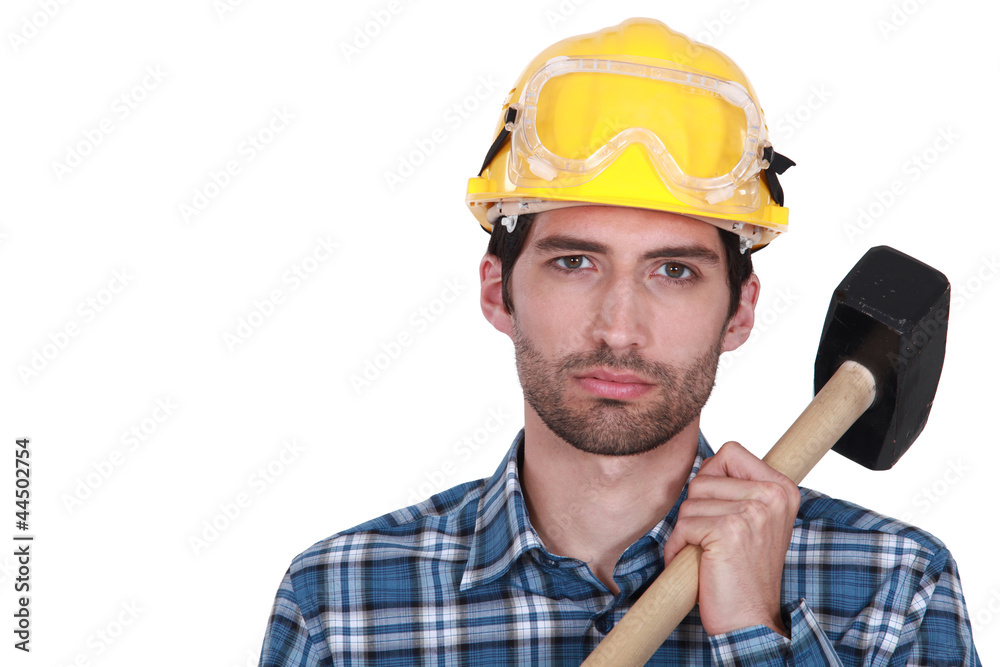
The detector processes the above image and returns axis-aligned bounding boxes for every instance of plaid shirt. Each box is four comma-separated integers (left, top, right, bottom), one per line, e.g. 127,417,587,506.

258,431,981,666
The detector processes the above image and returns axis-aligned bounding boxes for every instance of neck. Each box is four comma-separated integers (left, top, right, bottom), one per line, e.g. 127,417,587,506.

520,407,700,593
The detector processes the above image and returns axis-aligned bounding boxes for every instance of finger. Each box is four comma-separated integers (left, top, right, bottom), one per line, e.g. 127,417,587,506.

662,514,735,564
676,497,766,520
661,531,686,566
687,476,797,510
699,440,797,487
676,499,787,548
662,521,702,565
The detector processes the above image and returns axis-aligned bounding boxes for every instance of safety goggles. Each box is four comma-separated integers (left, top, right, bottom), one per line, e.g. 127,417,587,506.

504,57,772,213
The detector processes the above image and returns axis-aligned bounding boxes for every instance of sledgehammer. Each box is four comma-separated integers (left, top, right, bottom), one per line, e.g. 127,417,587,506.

583,246,950,666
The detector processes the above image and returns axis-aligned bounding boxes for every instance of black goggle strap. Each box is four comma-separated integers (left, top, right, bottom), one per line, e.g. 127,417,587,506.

478,106,519,176
761,146,795,208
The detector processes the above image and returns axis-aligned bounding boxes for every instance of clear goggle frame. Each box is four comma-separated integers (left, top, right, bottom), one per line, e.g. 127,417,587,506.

508,57,772,214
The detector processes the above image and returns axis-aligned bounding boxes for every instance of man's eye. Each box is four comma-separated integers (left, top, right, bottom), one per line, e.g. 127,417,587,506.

555,256,592,270
656,262,693,279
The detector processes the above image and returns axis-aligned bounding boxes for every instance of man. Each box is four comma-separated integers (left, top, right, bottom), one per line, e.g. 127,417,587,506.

259,19,980,665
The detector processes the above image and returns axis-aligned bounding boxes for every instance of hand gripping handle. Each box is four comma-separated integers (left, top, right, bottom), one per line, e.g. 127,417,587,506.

582,361,877,666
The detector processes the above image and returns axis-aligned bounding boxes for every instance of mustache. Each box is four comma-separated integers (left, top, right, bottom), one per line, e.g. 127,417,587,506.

558,345,674,381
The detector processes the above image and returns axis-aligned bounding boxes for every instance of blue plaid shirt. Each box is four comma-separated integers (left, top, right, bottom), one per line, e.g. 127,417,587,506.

258,431,981,665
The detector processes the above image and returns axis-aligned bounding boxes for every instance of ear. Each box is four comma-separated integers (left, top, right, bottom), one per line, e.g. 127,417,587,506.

720,273,760,353
480,253,513,337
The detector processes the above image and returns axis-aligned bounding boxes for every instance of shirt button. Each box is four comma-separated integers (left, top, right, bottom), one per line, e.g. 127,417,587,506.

595,615,613,634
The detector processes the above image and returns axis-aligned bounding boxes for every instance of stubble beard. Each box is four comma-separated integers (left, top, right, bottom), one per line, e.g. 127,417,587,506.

513,324,724,457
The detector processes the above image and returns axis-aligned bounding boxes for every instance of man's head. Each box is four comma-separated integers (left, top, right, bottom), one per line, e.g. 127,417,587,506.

469,19,787,456
480,206,759,456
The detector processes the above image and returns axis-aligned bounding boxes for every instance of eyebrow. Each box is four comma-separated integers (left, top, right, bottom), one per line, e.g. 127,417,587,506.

531,234,721,265
532,235,609,255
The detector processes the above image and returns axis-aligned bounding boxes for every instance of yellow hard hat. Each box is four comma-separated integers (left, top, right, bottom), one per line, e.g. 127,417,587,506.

466,18,794,250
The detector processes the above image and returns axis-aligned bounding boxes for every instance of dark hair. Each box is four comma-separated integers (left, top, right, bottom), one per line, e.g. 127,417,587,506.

485,212,753,319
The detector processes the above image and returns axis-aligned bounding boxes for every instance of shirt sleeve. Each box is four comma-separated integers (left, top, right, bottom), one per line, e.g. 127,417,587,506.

893,547,982,667
708,599,842,667
707,546,982,667
258,568,329,667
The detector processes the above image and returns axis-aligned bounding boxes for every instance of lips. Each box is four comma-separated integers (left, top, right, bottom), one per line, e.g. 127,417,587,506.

575,368,654,400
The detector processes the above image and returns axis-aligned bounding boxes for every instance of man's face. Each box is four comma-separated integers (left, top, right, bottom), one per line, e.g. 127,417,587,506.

496,205,755,457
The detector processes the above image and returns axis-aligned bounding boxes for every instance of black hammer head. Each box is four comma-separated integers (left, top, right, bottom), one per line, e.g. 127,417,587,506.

814,246,949,470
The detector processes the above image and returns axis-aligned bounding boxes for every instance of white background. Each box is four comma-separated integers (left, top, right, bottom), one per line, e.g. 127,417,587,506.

2,0,997,664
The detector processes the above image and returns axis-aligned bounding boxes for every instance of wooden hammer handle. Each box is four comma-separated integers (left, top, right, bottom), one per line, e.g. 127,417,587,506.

582,361,877,667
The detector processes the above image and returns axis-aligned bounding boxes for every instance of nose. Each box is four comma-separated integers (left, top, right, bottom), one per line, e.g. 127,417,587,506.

591,275,649,351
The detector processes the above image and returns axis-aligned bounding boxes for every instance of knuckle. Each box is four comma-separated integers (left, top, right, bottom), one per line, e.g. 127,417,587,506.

698,456,720,475
721,440,748,457
742,499,768,523
777,472,798,492
672,519,698,545
718,441,742,456
721,512,750,537
787,485,802,512
757,481,784,505
777,480,801,513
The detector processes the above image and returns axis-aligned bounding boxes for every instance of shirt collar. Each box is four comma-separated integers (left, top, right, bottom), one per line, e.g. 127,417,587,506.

460,429,714,591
